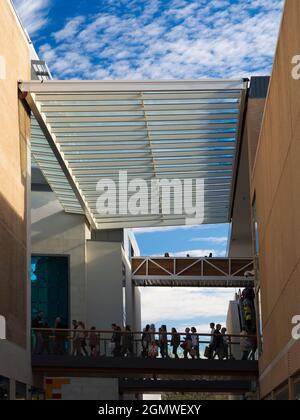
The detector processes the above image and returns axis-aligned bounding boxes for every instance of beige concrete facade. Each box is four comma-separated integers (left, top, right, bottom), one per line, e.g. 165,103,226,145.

249,0,300,399
0,0,32,392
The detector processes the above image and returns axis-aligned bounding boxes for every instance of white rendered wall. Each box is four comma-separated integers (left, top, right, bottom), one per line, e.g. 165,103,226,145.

86,241,124,329
31,191,87,325
226,300,242,360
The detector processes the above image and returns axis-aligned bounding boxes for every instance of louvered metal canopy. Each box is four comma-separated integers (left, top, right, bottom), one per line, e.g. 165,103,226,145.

19,80,248,230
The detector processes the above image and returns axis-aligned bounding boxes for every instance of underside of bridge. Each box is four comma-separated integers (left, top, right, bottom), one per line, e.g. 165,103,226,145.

32,355,258,380
119,379,255,395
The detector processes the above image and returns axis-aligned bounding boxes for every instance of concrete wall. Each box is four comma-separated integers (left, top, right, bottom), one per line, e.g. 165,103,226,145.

249,0,300,399
226,301,242,360
31,191,88,324
229,126,253,258
0,0,32,390
86,240,124,329
124,249,141,331
229,78,268,258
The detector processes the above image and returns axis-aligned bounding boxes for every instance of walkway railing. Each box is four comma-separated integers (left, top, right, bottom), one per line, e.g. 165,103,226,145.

131,257,255,287
31,329,258,361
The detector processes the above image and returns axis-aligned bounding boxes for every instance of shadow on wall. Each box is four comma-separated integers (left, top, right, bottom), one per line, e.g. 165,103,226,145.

0,191,27,347
31,194,86,249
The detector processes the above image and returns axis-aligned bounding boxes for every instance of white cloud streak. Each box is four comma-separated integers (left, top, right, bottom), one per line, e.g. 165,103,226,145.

37,0,284,80
13,0,51,35
133,224,229,235
189,236,228,244
141,287,235,325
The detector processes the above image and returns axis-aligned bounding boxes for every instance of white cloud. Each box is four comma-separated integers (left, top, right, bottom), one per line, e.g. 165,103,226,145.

190,236,228,244
36,0,284,80
133,223,229,235
13,0,51,35
141,287,235,325
54,16,85,42
133,225,201,235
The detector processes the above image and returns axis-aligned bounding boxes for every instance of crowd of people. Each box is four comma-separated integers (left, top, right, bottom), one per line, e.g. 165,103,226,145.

139,322,257,361
32,313,257,361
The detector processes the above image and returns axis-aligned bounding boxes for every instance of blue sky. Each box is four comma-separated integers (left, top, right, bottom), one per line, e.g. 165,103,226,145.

134,224,230,256
15,0,284,80
14,0,284,334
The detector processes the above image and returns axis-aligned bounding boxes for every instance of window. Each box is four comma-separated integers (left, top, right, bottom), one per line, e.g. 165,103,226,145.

252,196,263,355
0,376,9,400
252,196,260,267
29,387,45,400
15,382,27,400
294,374,300,400
31,256,69,328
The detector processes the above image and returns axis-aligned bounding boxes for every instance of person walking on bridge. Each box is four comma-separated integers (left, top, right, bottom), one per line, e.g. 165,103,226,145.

212,324,223,359
171,328,180,359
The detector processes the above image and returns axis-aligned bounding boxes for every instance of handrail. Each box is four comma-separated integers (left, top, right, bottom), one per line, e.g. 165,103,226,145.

31,328,256,339
31,328,258,360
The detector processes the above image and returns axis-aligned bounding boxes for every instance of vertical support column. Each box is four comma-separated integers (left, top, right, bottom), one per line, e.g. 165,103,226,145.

288,377,295,400
86,230,124,329
26,117,32,384
9,379,16,401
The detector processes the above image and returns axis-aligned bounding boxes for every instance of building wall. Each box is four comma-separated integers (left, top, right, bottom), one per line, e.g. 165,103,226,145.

31,191,88,324
86,240,124,329
229,125,253,258
45,377,119,400
0,0,32,392
31,189,141,332
250,0,300,399
229,77,268,259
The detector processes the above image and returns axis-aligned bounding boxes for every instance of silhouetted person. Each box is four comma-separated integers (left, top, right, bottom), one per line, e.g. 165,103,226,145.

32,311,44,354
212,324,223,359
171,328,180,359
89,327,99,357
183,328,192,359
121,325,133,357
221,327,229,360
142,325,151,358
191,327,200,359
54,317,65,355
240,329,252,360
113,326,122,357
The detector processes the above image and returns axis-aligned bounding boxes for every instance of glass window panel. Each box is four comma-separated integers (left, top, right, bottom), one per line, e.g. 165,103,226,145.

16,382,27,400
31,256,69,328
0,376,9,400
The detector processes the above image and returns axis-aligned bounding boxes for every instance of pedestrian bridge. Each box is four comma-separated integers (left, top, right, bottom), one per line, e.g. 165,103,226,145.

131,257,254,287
31,329,258,381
